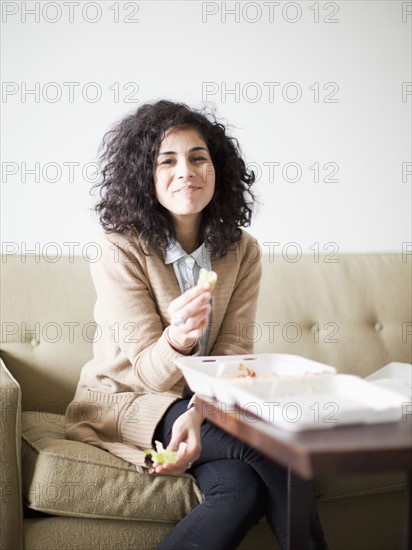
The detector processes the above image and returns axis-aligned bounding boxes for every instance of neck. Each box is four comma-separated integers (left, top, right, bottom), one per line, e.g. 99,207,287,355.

174,216,201,254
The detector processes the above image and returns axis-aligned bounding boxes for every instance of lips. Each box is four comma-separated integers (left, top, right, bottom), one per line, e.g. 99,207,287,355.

175,185,200,193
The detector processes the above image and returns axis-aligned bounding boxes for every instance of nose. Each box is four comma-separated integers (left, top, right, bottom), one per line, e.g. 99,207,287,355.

177,158,194,179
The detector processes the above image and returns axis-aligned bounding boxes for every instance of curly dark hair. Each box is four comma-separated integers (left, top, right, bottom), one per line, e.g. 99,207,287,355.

91,99,256,257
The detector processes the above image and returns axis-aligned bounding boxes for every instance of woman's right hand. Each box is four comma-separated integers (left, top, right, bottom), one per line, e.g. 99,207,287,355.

153,407,203,475
167,282,212,350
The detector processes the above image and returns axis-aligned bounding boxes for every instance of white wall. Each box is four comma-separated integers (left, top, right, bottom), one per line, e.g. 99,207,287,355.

2,1,411,259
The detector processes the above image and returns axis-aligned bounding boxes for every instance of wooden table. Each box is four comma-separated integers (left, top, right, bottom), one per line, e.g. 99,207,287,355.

195,397,412,550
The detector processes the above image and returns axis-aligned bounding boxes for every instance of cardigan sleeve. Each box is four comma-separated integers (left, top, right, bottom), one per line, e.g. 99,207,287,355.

90,232,199,393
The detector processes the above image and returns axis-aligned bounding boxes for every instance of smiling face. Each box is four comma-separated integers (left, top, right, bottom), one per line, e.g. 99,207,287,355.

154,127,216,231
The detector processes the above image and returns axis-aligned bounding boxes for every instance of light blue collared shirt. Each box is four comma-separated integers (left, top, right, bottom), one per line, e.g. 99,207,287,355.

165,241,212,356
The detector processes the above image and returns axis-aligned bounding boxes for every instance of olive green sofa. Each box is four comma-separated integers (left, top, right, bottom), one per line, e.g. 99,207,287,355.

1,252,411,550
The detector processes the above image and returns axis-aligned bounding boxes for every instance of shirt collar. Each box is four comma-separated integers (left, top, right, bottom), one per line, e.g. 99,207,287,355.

164,240,211,269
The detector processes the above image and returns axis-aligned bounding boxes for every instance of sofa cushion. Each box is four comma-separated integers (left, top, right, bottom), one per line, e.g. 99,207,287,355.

21,412,203,521
22,411,406,522
314,472,406,501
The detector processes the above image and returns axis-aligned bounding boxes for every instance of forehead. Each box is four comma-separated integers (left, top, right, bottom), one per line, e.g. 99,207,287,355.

160,127,208,149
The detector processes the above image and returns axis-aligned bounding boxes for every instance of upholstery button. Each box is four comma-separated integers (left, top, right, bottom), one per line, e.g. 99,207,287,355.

30,338,40,346
374,322,383,332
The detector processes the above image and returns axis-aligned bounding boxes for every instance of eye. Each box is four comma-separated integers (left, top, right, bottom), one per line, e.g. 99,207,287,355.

159,158,174,165
191,155,207,162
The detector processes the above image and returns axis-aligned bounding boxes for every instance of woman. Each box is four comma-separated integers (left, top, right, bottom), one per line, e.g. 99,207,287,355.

65,100,328,550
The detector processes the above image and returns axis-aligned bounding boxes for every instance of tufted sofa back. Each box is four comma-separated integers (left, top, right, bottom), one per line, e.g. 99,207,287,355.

1,254,411,412
255,254,411,375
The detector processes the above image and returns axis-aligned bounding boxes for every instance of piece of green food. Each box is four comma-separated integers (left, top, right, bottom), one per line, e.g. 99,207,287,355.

144,440,178,464
198,268,218,291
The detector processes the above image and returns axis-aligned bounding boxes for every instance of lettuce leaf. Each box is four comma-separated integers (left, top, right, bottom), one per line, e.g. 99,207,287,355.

144,440,178,464
198,268,217,291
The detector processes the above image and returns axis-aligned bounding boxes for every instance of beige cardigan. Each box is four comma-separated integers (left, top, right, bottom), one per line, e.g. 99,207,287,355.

65,229,262,472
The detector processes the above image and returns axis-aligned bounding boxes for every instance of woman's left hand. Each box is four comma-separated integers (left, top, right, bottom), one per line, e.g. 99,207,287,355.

153,408,203,475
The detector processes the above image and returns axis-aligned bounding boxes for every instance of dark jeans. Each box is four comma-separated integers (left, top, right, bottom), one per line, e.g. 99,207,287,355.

154,399,328,550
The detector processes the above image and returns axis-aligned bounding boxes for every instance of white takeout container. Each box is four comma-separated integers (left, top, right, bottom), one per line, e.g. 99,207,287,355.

175,353,407,431
175,353,336,404
232,374,406,431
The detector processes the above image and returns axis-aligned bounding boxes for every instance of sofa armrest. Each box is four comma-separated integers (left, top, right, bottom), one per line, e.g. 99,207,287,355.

0,357,23,550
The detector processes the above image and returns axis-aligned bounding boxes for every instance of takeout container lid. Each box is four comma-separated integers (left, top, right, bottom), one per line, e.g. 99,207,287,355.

175,353,406,431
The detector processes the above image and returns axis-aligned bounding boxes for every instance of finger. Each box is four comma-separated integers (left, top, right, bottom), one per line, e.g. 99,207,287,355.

184,315,210,340
162,458,194,474
168,305,210,343
175,442,188,459
154,452,197,474
182,438,201,463
179,304,211,333
167,430,186,452
169,286,211,314
177,453,198,471
175,433,200,464
169,297,211,328
154,460,189,475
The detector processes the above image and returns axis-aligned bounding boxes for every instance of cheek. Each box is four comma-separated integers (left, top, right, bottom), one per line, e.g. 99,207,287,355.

206,178,216,202
202,163,216,185
154,170,169,188
208,168,216,189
